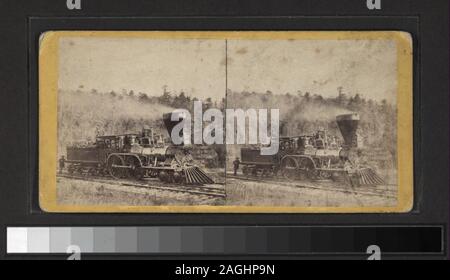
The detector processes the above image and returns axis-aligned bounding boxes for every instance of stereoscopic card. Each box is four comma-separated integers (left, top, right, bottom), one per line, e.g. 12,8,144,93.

38,31,413,213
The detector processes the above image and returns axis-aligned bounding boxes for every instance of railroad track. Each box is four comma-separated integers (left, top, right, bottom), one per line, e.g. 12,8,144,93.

57,174,226,199
226,174,397,199
58,173,395,200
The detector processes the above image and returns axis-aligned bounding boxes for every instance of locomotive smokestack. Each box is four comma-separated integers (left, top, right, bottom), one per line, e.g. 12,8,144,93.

280,121,289,137
336,113,360,148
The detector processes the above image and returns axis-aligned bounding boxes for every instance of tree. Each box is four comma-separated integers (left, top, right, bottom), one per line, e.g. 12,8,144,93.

173,91,190,109
204,97,213,110
159,91,172,106
314,94,324,102
138,92,149,103
304,92,311,101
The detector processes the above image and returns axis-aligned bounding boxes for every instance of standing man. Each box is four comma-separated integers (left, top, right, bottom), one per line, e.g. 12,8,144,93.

233,157,240,176
59,156,66,174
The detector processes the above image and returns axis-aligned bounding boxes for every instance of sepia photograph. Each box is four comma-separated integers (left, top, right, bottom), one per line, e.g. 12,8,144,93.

54,35,228,208
226,38,403,208
38,31,413,212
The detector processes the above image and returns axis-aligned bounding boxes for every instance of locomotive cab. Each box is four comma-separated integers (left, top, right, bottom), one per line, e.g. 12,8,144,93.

95,135,125,150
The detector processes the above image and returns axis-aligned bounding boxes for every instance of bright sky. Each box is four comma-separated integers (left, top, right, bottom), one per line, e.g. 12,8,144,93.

227,39,397,103
59,37,397,103
59,37,227,101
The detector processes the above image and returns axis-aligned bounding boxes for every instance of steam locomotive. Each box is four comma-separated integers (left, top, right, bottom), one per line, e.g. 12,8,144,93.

239,113,385,187
64,112,214,185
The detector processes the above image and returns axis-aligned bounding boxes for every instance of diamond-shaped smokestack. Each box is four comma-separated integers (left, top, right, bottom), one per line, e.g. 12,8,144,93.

336,113,360,148
279,121,289,137
163,111,187,145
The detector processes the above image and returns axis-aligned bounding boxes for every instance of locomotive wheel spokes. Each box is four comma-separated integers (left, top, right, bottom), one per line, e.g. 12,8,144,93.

173,171,184,184
251,168,258,177
242,166,249,176
298,158,316,181
342,172,359,188
160,171,174,183
68,166,75,175
107,155,127,179
159,171,168,182
126,157,144,180
88,168,96,176
100,168,108,177
75,166,82,174
167,171,175,183
149,170,158,178
331,171,346,183
281,157,299,181
273,167,280,177
307,168,319,180
318,170,332,180
350,173,361,188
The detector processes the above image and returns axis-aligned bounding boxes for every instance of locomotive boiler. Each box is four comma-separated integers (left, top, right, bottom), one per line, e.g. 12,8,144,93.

64,112,214,185
239,113,384,187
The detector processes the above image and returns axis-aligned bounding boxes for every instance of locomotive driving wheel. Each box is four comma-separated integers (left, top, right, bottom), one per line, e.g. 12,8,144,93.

281,156,299,180
242,166,250,176
318,170,332,180
68,166,75,175
297,157,317,180
173,171,185,184
126,156,144,180
107,155,127,179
